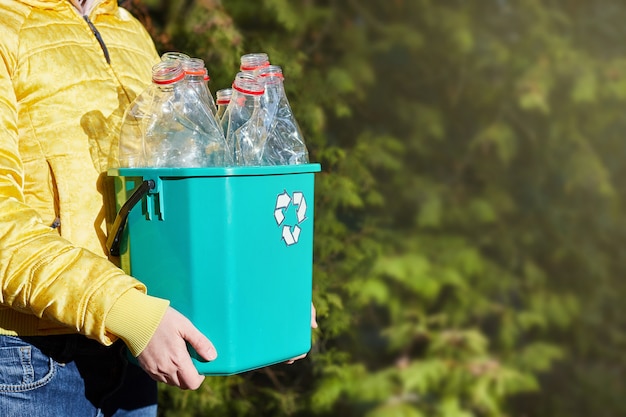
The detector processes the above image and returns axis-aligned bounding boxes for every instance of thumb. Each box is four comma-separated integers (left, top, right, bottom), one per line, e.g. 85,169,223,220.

180,319,218,362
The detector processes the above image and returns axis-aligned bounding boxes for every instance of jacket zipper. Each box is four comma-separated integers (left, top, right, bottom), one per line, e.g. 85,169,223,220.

83,15,111,64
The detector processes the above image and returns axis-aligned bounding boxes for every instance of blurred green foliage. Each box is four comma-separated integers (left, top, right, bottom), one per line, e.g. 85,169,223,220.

122,0,626,415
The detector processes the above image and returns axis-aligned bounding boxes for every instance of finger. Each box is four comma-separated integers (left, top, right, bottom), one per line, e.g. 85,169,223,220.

175,355,206,390
140,338,189,388
286,353,307,364
167,327,205,389
311,303,318,329
183,329,217,363
178,314,218,362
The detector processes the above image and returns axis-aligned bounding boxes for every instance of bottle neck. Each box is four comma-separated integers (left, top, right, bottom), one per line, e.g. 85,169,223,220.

240,53,270,72
216,89,232,105
261,77,285,90
257,66,285,91
155,79,185,93
232,75,264,97
186,74,205,84
161,51,191,62
151,60,185,86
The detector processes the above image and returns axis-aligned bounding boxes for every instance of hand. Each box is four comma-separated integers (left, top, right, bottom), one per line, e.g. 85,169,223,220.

286,302,318,364
137,307,217,390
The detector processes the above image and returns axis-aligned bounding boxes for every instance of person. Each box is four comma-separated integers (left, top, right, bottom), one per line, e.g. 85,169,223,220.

0,0,316,415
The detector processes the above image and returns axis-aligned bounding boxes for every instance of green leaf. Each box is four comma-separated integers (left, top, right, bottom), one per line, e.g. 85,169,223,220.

366,402,425,417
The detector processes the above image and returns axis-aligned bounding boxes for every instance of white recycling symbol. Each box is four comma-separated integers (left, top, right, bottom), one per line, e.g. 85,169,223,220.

274,190,307,246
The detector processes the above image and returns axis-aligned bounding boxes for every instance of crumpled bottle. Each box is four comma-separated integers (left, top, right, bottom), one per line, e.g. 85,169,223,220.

215,88,232,136
162,52,219,117
117,89,151,168
257,65,309,165
118,59,232,168
181,57,219,117
224,72,267,165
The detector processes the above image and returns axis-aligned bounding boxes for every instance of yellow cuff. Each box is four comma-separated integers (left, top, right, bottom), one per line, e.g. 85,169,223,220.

105,289,169,356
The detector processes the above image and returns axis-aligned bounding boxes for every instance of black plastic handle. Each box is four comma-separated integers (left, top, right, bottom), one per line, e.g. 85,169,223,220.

107,179,155,257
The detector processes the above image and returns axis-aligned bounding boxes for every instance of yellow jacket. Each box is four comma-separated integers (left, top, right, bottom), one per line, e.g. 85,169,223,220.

0,0,169,356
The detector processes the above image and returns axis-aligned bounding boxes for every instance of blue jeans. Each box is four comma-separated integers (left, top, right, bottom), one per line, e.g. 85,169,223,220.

0,334,157,417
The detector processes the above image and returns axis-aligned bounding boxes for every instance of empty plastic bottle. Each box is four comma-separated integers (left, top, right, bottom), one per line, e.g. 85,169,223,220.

257,65,309,165
117,88,151,167
215,88,232,135
182,57,219,116
225,72,267,165
119,59,232,168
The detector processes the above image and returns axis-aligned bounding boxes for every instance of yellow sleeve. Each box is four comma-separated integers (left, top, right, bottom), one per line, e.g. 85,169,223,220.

105,289,170,356
0,4,165,348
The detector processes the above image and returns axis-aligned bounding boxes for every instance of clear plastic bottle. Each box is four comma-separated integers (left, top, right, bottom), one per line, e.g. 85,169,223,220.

118,87,153,167
146,60,205,167
257,65,309,165
225,72,267,165
181,57,219,116
215,88,232,135
119,60,232,168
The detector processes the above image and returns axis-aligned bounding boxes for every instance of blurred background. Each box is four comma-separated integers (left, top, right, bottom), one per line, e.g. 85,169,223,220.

122,0,626,415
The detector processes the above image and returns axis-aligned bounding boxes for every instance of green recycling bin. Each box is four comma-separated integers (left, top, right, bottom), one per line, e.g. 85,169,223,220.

107,163,321,375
